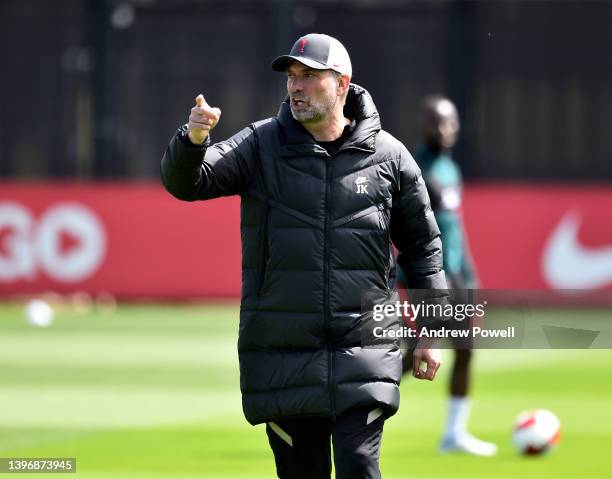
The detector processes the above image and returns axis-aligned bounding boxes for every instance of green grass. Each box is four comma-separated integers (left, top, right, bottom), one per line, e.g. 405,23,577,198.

1,302,611,478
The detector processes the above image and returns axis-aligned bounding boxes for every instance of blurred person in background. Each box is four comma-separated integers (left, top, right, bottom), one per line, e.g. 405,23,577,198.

396,95,497,457
161,33,448,478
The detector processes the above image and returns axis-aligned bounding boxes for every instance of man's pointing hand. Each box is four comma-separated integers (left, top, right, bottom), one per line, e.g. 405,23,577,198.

187,94,221,145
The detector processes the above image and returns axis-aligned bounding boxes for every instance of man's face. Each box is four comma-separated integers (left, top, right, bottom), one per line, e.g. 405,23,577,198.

286,62,340,124
424,101,460,150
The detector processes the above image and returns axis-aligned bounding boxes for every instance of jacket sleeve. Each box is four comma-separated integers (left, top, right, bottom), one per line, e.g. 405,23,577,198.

390,146,448,290
160,124,257,201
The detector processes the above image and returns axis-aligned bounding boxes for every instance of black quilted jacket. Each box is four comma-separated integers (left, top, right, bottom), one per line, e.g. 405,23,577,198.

161,84,447,425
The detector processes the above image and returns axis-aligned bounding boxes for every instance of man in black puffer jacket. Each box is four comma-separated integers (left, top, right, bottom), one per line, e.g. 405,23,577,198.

161,33,447,479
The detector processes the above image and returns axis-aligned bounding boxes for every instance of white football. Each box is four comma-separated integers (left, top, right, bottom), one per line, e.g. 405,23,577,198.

24,299,55,328
512,409,561,455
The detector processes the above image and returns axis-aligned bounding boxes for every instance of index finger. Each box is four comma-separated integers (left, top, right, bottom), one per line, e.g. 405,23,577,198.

195,94,206,108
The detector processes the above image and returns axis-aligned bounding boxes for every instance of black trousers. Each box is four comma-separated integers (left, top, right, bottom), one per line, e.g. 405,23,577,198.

266,407,386,479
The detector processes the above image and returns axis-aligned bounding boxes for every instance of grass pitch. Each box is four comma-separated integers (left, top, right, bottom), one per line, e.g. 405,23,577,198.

1,302,611,478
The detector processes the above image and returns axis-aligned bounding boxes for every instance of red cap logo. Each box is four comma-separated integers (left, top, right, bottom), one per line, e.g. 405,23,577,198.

297,38,308,54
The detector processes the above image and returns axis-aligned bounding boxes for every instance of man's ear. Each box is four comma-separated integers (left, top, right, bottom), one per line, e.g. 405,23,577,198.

337,74,351,95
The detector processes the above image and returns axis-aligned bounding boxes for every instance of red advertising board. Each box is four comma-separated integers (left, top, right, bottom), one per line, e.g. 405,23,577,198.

0,183,241,298
463,184,612,291
1,182,611,298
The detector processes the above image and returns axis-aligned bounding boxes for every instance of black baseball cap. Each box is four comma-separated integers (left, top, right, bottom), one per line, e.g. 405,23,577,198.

271,33,352,78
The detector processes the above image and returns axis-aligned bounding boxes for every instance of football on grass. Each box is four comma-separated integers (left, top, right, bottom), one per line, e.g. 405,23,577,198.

512,409,561,455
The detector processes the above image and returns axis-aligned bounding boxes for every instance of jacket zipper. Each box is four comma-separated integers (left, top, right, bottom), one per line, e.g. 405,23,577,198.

324,146,374,420
324,155,335,420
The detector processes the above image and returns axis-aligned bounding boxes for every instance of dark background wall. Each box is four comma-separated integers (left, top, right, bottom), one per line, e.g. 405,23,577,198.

1,0,610,180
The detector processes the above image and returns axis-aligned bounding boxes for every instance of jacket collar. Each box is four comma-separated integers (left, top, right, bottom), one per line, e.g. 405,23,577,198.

277,83,381,157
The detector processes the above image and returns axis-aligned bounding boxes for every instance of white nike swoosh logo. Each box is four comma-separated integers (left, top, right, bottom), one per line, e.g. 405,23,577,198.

542,211,612,289
355,178,368,185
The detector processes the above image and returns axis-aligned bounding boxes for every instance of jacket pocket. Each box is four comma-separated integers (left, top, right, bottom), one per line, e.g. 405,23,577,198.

257,204,271,296
331,198,392,229
377,203,392,282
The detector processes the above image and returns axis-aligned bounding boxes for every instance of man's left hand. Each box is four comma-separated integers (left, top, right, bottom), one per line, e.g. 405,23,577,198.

412,346,442,381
